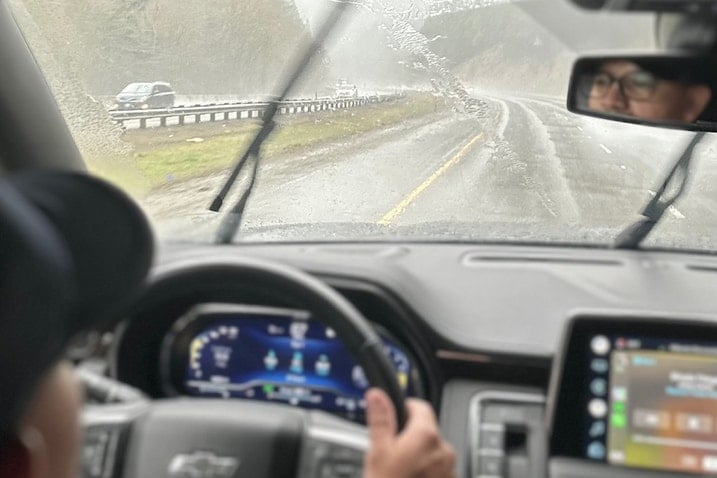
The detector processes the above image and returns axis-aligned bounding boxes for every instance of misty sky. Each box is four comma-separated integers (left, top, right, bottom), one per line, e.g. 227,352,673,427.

293,0,332,31
290,0,654,93
292,0,403,88
293,0,433,31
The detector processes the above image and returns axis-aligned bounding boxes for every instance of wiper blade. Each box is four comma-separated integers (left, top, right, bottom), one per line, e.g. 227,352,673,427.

614,132,705,249
210,1,350,244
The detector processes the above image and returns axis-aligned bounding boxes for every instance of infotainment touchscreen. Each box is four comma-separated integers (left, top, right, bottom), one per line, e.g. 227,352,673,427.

597,336,717,473
550,318,717,475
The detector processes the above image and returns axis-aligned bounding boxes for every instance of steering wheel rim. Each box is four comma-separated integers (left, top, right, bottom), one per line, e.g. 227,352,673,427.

90,255,407,478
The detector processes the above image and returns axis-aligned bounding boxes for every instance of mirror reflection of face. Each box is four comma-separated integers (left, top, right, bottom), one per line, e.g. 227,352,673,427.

586,60,712,123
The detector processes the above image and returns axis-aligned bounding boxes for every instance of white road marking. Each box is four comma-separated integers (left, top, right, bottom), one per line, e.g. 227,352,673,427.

378,132,485,225
599,144,612,154
495,99,510,140
514,100,580,221
668,205,686,219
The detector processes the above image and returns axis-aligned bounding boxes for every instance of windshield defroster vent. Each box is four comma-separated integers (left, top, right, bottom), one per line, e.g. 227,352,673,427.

463,251,623,267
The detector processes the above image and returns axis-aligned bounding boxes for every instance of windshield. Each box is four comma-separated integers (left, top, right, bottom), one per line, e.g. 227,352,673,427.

11,0,717,251
121,83,152,94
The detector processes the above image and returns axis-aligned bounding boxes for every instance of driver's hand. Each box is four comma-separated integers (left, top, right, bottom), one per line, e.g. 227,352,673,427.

363,388,456,478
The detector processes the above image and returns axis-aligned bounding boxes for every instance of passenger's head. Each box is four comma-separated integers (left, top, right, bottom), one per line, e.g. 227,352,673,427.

586,60,712,123
0,173,153,478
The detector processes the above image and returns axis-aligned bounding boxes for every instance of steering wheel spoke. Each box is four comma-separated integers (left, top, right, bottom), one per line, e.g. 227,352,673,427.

298,411,368,478
81,402,149,478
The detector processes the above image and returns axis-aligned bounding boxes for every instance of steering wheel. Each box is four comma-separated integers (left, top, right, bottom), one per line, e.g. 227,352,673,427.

83,255,407,478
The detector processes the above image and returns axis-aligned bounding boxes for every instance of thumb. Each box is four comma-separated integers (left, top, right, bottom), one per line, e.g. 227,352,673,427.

365,388,397,448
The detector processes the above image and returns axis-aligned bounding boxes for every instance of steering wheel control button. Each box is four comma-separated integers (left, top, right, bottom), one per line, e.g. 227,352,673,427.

328,445,364,462
320,460,363,478
311,443,365,478
81,427,120,478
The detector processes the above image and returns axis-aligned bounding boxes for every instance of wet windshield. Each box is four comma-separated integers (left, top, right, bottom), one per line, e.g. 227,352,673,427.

10,0,717,250
121,83,152,94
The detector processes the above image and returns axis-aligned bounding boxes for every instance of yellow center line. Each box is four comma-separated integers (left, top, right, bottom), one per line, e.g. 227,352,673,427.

378,131,485,225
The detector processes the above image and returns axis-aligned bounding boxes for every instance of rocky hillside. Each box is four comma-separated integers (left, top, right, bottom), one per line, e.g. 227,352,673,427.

9,0,322,158
422,1,654,96
16,0,322,95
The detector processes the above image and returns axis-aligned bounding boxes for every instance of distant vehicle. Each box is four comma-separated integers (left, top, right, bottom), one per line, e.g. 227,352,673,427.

115,82,175,110
334,78,358,99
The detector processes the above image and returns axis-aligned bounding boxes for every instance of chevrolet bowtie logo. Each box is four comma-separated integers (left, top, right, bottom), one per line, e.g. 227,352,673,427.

168,451,240,478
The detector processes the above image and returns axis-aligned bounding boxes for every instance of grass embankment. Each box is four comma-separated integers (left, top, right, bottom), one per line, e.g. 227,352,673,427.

88,93,438,195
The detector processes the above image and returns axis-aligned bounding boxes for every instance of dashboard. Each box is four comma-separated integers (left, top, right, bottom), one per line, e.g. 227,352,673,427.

160,304,421,422
109,242,717,478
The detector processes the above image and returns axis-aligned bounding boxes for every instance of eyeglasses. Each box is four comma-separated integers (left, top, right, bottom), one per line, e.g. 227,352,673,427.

586,70,659,102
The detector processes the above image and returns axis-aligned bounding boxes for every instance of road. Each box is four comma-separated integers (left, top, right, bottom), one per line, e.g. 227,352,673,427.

144,94,717,251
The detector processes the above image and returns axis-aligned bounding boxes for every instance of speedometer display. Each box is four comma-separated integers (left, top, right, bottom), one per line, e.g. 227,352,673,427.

163,304,419,422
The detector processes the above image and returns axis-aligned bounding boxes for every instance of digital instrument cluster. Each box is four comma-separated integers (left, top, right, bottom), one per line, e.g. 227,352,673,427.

551,317,717,476
161,304,421,423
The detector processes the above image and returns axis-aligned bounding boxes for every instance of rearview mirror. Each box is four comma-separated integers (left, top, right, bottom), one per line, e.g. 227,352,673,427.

570,0,717,13
567,55,717,132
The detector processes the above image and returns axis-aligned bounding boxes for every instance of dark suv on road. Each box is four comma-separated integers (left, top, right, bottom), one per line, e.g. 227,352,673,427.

115,81,175,110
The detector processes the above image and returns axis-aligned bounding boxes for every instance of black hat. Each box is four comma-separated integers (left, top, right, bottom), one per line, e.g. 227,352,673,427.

0,171,153,437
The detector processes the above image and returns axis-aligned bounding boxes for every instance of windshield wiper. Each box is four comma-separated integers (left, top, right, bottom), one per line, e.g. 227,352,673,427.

614,132,706,249
209,2,349,244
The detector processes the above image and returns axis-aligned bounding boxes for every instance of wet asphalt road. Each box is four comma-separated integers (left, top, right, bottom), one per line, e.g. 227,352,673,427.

146,94,717,249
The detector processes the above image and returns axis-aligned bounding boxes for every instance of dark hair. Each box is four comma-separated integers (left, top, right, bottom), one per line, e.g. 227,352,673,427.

632,58,715,85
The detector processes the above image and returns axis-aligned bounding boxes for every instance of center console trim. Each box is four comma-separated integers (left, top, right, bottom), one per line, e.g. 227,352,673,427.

469,390,546,477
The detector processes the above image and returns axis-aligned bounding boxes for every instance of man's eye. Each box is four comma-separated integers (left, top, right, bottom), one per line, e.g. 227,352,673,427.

626,72,656,89
594,74,612,87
